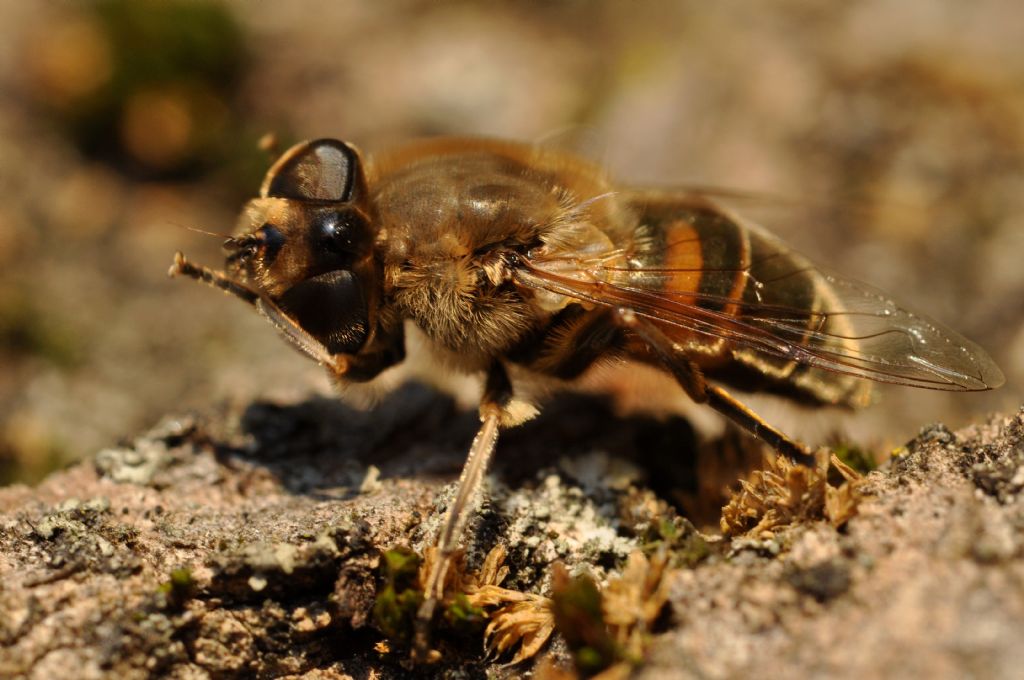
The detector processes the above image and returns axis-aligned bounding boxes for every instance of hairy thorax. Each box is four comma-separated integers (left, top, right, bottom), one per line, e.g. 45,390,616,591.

373,152,560,367
366,139,632,371
385,243,537,368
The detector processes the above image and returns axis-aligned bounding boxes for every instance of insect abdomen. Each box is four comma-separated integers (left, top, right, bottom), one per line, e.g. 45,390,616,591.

630,196,871,407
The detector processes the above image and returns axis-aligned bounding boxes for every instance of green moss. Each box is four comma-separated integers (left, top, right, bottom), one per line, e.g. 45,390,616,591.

444,592,484,626
381,547,421,590
169,567,193,589
373,585,424,640
832,442,878,474
551,571,621,676
38,0,246,176
371,548,423,642
643,516,712,568
156,566,194,610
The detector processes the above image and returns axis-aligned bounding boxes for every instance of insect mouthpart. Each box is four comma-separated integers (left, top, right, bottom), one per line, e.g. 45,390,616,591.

223,234,259,261
224,225,287,271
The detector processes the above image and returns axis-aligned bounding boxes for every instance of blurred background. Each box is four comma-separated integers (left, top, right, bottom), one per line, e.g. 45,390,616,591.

0,0,1021,484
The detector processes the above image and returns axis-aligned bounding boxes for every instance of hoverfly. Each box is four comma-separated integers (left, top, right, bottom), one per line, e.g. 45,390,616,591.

170,136,1003,651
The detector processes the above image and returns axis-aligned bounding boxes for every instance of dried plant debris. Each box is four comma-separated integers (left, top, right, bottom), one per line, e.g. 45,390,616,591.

720,450,865,536
550,550,674,678
370,542,681,670
369,475,716,668
600,551,672,660
370,544,556,665
454,546,552,664
470,587,554,663
828,439,880,474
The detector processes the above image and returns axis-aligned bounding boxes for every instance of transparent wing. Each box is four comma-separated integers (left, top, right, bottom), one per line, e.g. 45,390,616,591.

514,197,1003,392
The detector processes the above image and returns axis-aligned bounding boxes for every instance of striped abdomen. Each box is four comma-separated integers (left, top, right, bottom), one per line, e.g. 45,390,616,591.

624,196,871,407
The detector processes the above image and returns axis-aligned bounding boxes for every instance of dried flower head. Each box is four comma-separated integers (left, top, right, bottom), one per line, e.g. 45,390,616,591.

720,450,865,536
720,448,864,540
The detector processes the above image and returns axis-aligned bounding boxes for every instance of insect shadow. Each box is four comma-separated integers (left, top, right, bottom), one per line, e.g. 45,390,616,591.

230,382,708,511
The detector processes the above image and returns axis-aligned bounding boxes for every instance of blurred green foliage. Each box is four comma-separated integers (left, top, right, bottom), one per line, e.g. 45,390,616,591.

372,547,424,642
30,0,245,177
551,569,623,676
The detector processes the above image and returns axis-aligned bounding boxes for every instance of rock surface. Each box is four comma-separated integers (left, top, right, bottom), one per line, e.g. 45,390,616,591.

1,386,1022,679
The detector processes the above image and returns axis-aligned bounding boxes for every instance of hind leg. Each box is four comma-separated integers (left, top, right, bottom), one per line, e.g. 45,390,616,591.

612,307,811,463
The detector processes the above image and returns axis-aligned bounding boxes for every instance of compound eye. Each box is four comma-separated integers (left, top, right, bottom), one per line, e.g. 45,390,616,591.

257,224,285,263
278,270,369,354
264,139,359,202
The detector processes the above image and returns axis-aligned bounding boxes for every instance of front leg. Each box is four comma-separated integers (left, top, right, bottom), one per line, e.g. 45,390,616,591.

171,252,405,383
414,363,512,658
170,252,351,376
334,324,406,383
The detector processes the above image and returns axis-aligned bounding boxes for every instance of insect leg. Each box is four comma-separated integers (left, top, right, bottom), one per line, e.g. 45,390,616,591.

169,252,350,377
414,363,512,657
613,307,811,462
702,384,812,463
